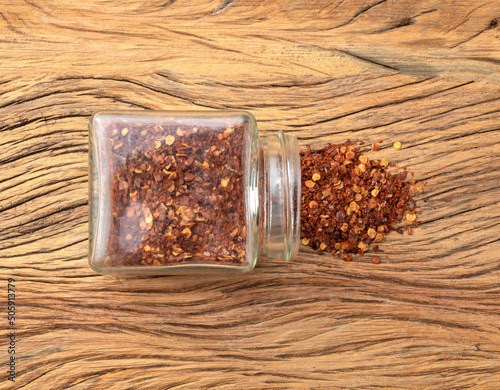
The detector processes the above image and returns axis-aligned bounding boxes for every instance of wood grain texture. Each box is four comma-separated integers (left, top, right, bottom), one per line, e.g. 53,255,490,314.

1,0,499,388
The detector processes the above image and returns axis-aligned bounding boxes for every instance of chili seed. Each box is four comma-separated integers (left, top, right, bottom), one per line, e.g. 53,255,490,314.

165,135,175,145
220,177,230,187
406,213,416,222
305,180,315,189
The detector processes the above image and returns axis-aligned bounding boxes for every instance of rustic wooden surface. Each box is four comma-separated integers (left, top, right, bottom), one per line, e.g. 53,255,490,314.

1,0,500,388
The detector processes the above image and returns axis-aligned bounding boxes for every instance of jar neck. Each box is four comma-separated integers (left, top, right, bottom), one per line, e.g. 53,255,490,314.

258,131,300,260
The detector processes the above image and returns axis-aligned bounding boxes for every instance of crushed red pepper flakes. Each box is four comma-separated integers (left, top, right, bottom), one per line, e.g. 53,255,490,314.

300,140,423,262
107,121,247,267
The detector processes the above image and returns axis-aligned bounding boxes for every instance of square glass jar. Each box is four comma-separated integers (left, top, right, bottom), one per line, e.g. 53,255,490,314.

88,111,259,274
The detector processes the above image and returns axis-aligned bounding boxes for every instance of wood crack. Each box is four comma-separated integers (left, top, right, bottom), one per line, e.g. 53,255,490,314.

0,175,87,214
0,236,87,258
326,0,388,30
0,219,87,250
450,18,499,48
446,4,488,33
0,114,89,134
288,81,474,128
57,76,219,110
418,97,500,124
0,11,25,35
210,0,234,15
0,87,89,110
336,49,399,70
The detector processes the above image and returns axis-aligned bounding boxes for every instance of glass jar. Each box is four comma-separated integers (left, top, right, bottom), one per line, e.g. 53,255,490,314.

89,110,300,274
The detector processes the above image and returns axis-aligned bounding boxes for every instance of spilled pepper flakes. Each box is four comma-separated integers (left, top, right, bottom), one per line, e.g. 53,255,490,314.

372,256,381,264
300,140,423,262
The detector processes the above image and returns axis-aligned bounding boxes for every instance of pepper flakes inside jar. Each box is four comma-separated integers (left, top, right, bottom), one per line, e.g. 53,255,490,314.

107,121,247,267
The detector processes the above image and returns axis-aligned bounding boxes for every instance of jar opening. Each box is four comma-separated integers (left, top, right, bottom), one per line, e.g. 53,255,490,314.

259,131,300,260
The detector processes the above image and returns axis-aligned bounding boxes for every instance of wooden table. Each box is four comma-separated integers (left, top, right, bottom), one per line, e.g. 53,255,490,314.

1,1,499,388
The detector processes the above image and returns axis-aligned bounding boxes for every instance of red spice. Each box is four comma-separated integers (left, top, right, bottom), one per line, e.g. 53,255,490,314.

107,121,246,267
300,140,421,262
372,256,381,264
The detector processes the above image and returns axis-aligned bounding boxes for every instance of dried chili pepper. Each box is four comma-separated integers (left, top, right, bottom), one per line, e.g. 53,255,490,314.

300,140,422,261
110,121,247,267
